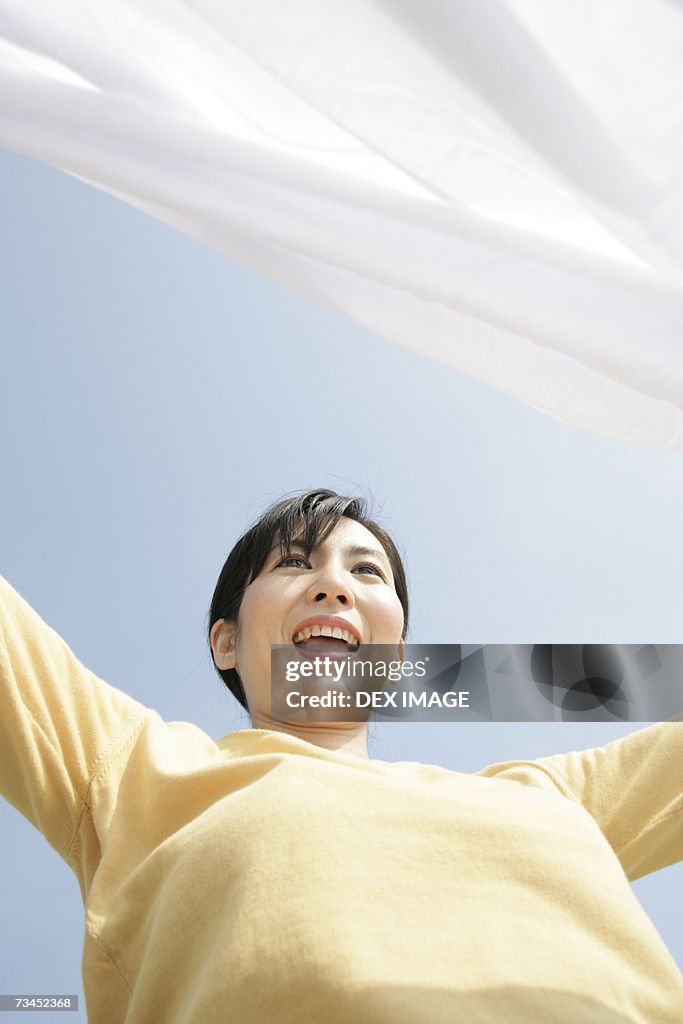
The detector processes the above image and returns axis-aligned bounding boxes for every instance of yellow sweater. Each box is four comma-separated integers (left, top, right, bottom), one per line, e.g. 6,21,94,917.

1,574,682,1023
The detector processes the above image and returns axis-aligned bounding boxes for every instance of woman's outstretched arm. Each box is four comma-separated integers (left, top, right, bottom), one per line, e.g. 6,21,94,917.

0,573,149,889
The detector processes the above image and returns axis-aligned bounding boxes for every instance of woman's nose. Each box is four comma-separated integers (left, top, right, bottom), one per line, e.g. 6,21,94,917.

306,567,353,606
312,589,349,605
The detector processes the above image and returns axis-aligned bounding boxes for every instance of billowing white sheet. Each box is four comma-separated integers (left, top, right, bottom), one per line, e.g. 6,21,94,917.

1,1,682,449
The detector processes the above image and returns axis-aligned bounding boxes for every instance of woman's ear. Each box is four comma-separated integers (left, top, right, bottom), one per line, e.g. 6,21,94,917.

210,619,237,670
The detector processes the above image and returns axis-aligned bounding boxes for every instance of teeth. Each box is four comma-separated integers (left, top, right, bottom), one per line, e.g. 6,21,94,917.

292,624,359,645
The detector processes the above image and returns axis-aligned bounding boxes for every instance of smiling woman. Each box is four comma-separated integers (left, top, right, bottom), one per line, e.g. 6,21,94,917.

1,489,683,1023
207,488,408,757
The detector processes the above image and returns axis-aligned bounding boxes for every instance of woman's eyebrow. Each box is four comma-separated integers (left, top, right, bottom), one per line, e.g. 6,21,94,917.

344,544,390,565
268,539,306,560
280,539,306,552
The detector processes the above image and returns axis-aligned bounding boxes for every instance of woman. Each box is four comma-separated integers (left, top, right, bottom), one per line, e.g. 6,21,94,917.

1,487,682,1023
207,488,408,758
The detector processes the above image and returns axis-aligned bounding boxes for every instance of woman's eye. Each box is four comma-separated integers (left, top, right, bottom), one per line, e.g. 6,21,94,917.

355,563,384,578
277,556,309,569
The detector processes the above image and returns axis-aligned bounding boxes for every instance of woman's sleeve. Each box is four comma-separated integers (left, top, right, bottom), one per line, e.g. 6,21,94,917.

0,573,149,871
533,723,683,880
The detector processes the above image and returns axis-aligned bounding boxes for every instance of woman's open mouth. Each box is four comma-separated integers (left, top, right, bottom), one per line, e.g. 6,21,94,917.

292,624,360,655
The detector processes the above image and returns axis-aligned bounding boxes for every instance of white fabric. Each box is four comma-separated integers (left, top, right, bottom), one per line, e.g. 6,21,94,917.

1,0,683,450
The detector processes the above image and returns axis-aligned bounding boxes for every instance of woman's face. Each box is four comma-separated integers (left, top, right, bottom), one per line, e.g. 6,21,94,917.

211,517,405,720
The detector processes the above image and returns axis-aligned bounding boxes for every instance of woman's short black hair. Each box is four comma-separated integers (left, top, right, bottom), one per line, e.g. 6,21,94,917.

207,488,409,711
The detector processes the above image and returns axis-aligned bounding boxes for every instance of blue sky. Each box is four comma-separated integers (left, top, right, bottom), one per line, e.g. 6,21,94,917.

1,146,682,1017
